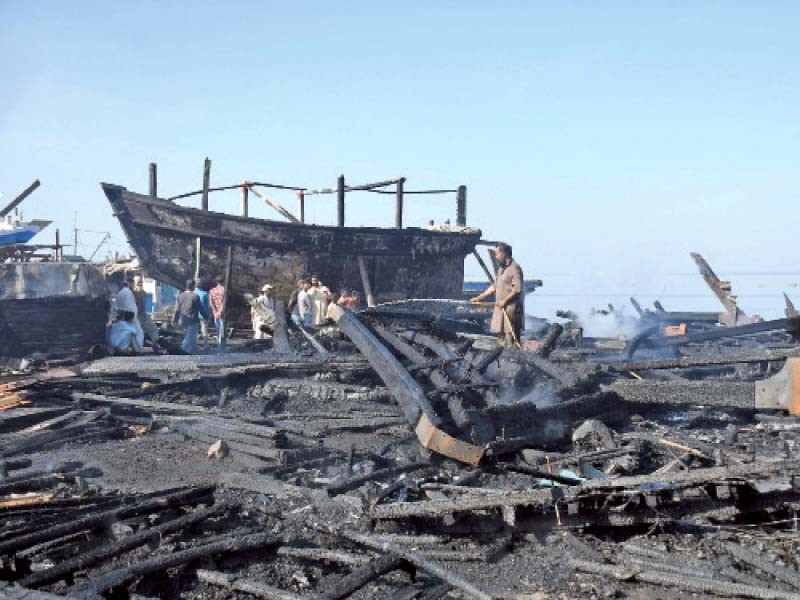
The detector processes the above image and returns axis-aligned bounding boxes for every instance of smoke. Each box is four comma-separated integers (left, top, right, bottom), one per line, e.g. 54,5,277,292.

559,307,641,339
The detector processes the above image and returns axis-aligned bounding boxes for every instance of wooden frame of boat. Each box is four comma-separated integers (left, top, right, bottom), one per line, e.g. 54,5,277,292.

102,171,481,304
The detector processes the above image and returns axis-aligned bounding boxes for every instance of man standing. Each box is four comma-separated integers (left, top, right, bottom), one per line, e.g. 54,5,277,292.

297,279,313,329
132,276,161,353
288,279,304,327
194,280,212,351
209,277,226,352
471,243,524,347
173,279,209,354
251,284,277,339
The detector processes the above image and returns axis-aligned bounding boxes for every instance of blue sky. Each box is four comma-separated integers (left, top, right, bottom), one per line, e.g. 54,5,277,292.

2,2,799,312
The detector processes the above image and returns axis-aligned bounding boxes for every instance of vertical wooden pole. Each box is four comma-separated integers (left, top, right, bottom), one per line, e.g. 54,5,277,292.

240,181,249,217
297,191,305,223
358,256,376,307
148,163,157,198
201,157,211,211
55,229,60,262
395,178,405,228
337,175,345,227
220,245,233,326
194,237,201,282
456,185,467,226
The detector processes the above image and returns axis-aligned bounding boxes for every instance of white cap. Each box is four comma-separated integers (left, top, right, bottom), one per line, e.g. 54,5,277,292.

261,284,273,291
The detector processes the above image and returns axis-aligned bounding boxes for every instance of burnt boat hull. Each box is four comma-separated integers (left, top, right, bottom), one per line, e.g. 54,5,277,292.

103,184,482,302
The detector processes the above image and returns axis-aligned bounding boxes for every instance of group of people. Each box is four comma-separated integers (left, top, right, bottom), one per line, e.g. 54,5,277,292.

109,275,162,356
287,276,362,330
109,276,227,356
173,278,227,353
109,240,521,357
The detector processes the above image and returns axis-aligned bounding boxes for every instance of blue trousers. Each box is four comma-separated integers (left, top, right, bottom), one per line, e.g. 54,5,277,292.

215,318,225,352
181,323,199,354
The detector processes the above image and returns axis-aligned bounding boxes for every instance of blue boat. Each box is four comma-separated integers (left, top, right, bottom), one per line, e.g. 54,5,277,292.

0,217,51,246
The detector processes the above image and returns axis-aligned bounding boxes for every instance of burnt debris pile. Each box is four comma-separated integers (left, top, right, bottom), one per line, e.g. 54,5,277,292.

3,288,800,598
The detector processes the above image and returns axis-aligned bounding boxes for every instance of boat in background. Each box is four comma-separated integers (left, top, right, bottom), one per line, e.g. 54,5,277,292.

0,215,51,246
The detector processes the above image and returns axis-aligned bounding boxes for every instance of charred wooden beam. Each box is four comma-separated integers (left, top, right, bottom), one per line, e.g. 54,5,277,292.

395,178,404,229
331,306,485,465
340,531,492,600
0,485,214,556
570,557,798,600
326,462,429,497
456,185,467,226
241,181,249,217
73,531,283,596
337,174,345,227
316,553,414,600
372,324,473,431
536,323,563,358
197,570,302,600
605,379,756,408
690,252,747,325
662,317,798,346
148,163,157,198
248,184,301,224
19,503,229,588
0,180,40,218
329,307,439,427
604,347,800,372
358,256,376,307
272,299,293,354
201,157,211,211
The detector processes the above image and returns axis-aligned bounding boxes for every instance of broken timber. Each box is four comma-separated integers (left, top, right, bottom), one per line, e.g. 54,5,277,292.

606,357,800,415
329,305,485,465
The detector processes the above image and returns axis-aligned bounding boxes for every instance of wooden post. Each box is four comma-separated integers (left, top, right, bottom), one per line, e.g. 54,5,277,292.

220,245,233,332
487,247,499,274
0,180,40,218
201,157,211,211
297,191,305,223
456,185,467,226
358,256,376,307
472,250,494,285
395,178,405,228
194,237,201,282
148,163,157,198
240,182,249,217
337,175,345,227
54,229,60,262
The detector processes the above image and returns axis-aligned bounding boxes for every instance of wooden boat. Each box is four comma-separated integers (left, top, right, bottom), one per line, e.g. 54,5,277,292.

102,183,482,302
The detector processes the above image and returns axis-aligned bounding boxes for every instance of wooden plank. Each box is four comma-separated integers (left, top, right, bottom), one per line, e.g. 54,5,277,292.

248,185,301,224
0,180,41,218
357,256,376,307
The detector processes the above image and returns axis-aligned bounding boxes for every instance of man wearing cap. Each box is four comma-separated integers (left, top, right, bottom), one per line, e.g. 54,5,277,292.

470,242,524,347
251,284,277,339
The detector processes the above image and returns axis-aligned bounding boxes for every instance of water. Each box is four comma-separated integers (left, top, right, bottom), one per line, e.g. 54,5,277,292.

526,271,800,323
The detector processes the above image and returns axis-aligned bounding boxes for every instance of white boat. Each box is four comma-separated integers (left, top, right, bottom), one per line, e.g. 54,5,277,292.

0,215,51,246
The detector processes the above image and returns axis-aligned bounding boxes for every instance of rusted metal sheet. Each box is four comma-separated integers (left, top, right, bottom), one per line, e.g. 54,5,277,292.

415,413,485,466
755,357,800,416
